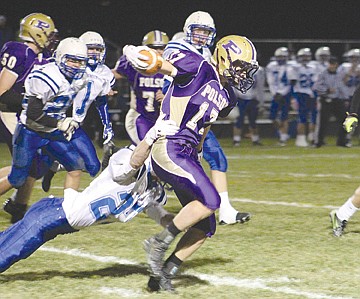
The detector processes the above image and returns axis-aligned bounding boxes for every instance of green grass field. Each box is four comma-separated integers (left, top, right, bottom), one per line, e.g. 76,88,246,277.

0,137,359,299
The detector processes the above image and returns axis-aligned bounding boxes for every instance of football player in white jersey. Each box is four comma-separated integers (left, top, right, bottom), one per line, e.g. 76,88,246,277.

0,38,89,199
266,47,295,146
41,31,116,192
309,46,331,75
289,48,318,147
0,118,179,273
163,11,251,226
233,65,265,146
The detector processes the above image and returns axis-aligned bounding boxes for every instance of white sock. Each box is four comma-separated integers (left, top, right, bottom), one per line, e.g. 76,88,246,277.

280,133,288,142
251,135,259,142
219,192,237,216
337,196,359,221
307,132,314,142
233,135,241,142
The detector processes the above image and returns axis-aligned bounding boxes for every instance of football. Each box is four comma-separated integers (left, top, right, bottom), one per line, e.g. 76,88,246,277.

139,49,163,76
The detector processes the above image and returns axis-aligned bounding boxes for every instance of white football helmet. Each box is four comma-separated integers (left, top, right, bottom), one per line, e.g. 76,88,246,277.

212,35,259,93
347,48,360,64
183,11,216,48
79,31,106,66
55,37,88,80
315,46,330,62
171,31,186,41
296,48,312,64
274,47,289,64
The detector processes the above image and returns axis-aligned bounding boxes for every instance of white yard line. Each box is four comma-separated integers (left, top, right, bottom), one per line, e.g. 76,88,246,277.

39,246,354,299
227,170,360,180
226,154,360,160
230,197,339,210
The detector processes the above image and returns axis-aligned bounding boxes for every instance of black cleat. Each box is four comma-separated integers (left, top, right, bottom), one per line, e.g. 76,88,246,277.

147,276,161,292
3,199,27,224
42,169,56,192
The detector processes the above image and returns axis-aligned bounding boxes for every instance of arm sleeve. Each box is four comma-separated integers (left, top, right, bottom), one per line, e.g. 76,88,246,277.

0,89,23,112
26,96,58,128
95,95,111,126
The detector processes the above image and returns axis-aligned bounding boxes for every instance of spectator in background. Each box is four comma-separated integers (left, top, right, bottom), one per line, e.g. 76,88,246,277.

233,65,265,146
0,15,14,49
313,56,348,147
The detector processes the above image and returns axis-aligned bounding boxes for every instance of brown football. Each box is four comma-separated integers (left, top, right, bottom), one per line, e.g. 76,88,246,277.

139,49,163,75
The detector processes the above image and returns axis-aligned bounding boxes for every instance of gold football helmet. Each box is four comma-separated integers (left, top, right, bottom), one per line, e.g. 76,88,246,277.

212,35,259,93
142,30,169,49
19,13,58,51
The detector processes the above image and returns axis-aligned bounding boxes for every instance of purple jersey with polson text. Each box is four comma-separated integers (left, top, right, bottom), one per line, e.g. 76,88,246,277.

161,49,234,146
114,55,163,122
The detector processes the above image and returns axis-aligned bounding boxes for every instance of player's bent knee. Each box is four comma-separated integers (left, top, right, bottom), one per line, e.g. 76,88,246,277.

86,160,100,177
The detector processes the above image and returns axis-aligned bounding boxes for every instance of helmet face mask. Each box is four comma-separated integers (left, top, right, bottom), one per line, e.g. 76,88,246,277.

19,13,57,53
315,46,330,63
297,48,312,64
183,11,216,48
55,37,88,80
274,47,289,65
212,35,259,93
79,31,106,66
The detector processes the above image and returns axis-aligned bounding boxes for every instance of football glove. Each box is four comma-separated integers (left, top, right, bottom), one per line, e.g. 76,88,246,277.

343,112,358,133
144,117,179,146
123,45,150,71
101,140,120,171
103,123,114,145
57,117,79,141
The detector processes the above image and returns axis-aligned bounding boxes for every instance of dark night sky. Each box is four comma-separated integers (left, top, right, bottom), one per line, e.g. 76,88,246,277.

2,0,360,65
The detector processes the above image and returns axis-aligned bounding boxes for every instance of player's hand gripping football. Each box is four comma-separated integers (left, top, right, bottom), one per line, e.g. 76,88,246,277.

343,112,358,133
123,45,150,71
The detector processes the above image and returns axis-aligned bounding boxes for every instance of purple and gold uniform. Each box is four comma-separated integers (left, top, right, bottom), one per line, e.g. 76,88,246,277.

114,55,164,144
151,49,236,236
0,41,49,150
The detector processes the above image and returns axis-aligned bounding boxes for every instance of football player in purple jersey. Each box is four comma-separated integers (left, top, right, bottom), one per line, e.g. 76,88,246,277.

164,12,251,225
0,13,59,223
123,34,259,292
112,30,169,145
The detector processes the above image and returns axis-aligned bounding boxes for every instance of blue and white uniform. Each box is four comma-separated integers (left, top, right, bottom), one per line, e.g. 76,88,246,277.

70,63,116,176
0,146,166,272
8,62,87,188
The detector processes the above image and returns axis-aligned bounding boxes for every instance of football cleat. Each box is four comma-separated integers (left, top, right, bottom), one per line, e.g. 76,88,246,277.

3,199,27,224
329,210,347,237
42,169,56,192
143,236,169,277
147,276,161,292
147,273,176,293
219,211,251,225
